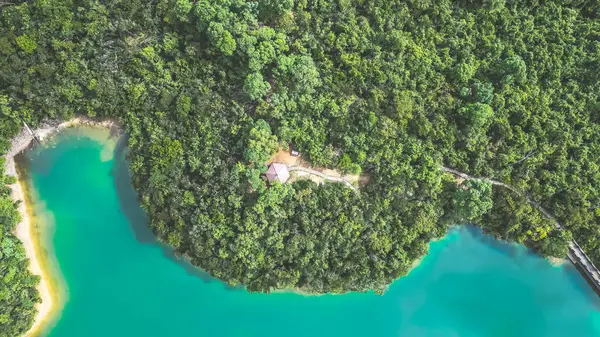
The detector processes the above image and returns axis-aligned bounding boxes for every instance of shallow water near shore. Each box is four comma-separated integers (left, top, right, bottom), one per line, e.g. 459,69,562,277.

21,128,600,337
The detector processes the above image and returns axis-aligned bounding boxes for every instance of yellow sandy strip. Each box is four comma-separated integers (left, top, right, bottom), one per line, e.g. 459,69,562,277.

4,117,121,337
10,180,54,337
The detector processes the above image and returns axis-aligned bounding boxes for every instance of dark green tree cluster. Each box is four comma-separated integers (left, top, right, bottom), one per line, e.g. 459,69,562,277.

1,0,599,310
451,180,493,223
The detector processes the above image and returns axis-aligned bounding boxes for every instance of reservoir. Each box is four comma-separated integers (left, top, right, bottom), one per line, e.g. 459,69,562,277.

19,128,600,337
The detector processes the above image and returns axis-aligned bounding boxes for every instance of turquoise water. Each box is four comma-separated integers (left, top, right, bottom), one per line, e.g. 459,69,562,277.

22,129,600,337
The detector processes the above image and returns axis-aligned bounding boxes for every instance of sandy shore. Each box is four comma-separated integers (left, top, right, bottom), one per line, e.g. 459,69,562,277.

9,180,53,337
4,117,120,337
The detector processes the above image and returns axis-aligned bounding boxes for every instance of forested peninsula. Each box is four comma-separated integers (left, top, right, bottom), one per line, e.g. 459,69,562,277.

2,0,600,331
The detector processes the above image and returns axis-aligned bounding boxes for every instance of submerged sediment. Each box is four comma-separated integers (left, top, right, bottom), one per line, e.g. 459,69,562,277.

4,117,120,337
8,178,54,337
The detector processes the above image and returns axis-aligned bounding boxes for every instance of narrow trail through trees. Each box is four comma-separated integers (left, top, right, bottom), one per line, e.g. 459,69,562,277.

442,166,600,293
441,167,559,226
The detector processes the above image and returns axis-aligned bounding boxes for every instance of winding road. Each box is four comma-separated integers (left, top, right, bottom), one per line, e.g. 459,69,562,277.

441,167,559,225
442,166,600,294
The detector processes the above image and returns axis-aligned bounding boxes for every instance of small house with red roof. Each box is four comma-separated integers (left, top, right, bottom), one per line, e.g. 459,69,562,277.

265,163,289,184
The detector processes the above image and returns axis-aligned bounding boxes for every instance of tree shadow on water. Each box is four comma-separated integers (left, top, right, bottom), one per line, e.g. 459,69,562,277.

466,226,600,307
110,135,240,291
463,225,522,257
111,135,154,244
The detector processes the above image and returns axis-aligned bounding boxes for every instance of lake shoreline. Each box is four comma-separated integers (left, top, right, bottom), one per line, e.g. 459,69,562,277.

9,176,55,337
5,117,120,337
9,124,600,337
4,118,572,336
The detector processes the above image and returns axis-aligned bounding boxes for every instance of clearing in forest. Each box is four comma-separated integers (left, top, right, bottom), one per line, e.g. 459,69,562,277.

267,149,366,190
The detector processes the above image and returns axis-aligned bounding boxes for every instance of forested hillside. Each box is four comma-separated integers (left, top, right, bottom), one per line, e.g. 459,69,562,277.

2,1,600,322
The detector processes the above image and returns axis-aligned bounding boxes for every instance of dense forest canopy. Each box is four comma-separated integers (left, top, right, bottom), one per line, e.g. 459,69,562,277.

2,0,600,329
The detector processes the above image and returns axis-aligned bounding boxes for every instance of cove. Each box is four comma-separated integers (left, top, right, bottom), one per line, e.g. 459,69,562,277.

19,128,600,337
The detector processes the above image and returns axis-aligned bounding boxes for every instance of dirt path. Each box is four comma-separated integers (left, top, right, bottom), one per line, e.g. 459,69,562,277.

288,166,358,191
442,166,600,290
441,166,560,227
268,149,361,191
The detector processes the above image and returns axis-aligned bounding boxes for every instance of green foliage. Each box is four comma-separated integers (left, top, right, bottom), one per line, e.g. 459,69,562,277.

275,55,320,94
501,55,527,85
207,22,236,56
258,0,293,23
0,0,597,304
0,173,40,336
452,180,493,222
243,119,278,165
0,96,14,118
454,60,479,83
458,103,494,130
482,189,564,254
15,34,37,54
533,230,571,259
174,0,193,22
471,81,494,105
175,95,192,117
338,153,362,175
244,73,271,100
